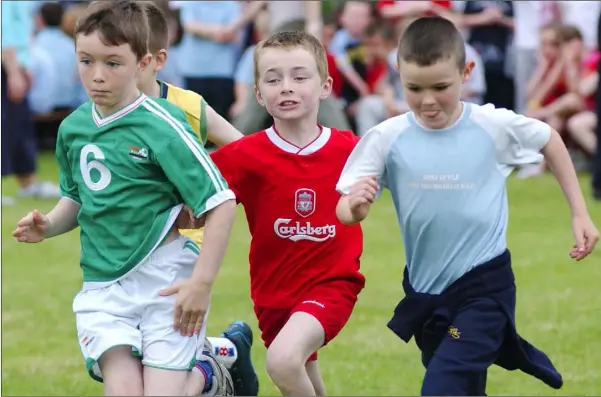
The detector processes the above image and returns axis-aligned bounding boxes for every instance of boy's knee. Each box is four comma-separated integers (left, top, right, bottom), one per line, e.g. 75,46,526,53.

265,344,305,382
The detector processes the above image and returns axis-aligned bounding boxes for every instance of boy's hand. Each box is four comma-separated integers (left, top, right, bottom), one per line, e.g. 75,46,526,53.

348,176,379,221
12,210,49,243
176,205,206,230
160,279,211,336
569,215,599,261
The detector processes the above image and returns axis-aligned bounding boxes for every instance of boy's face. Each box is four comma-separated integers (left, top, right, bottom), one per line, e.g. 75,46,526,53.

399,57,472,129
363,33,387,61
254,47,332,123
76,31,150,107
136,50,167,89
540,29,560,62
563,38,583,62
341,2,372,37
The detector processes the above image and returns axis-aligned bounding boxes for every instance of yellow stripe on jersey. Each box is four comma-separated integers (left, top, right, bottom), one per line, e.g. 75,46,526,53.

157,82,212,247
159,80,208,145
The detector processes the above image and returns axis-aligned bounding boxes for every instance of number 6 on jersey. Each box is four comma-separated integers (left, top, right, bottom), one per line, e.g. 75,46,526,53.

80,144,111,191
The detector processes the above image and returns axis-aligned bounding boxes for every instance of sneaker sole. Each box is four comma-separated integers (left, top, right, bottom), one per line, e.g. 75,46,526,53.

222,321,259,396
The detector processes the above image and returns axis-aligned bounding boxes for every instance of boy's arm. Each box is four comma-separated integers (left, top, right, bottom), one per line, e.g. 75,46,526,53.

49,126,81,237
155,126,236,287
489,107,598,257
205,100,244,146
336,127,388,224
541,129,588,217
45,198,81,238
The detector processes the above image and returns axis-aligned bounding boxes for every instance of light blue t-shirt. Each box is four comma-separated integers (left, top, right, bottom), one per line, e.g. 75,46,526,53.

177,1,241,79
33,28,77,108
234,45,255,86
337,103,551,294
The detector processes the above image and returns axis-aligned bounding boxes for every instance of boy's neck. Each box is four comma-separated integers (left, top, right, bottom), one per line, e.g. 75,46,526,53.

139,78,162,98
273,117,321,148
96,89,142,118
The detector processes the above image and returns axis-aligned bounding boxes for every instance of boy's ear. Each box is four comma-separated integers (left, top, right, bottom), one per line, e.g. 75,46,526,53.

320,76,333,100
254,85,266,108
154,49,168,73
139,53,153,72
462,60,475,83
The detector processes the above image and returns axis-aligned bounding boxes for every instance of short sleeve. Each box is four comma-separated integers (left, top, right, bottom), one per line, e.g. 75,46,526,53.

152,106,235,217
336,127,389,196
210,142,247,201
473,105,551,167
55,126,81,204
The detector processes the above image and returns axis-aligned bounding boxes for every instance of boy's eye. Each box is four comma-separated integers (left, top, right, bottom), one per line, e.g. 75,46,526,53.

407,86,421,92
294,77,307,81
434,85,449,92
79,59,92,66
107,61,120,68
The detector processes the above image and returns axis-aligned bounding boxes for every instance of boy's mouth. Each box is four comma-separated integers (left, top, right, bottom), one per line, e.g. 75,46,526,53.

279,100,299,107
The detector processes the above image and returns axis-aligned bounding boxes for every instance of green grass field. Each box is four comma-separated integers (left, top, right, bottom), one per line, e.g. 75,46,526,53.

2,152,600,396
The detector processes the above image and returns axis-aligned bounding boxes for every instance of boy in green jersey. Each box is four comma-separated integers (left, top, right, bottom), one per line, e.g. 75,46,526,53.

12,1,236,395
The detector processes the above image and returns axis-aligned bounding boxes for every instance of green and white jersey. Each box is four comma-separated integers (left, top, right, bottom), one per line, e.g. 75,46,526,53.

56,94,234,287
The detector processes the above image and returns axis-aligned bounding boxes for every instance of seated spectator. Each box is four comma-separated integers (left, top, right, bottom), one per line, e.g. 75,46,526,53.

339,23,390,123
356,22,409,136
566,50,599,157
330,0,375,104
525,23,567,123
527,26,587,131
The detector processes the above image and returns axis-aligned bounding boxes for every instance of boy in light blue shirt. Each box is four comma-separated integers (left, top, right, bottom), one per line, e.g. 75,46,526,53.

336,16,599,396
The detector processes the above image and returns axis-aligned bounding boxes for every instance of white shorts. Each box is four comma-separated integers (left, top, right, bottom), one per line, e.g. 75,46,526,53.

73,235,209,381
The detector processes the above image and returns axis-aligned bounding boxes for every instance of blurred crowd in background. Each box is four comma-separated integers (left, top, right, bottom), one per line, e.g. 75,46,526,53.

2,0,601,203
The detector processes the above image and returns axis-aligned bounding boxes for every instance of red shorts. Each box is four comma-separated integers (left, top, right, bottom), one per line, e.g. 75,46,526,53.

254,279,364,361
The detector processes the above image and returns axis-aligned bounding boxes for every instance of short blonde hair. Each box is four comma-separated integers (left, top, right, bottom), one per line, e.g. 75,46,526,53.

253,31,329,85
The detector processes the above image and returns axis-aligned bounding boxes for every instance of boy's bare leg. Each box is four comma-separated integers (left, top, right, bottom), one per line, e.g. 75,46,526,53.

305,360,327,396
266,312,325,396
567,111,597,155
99,346,144,396
143,367,189,396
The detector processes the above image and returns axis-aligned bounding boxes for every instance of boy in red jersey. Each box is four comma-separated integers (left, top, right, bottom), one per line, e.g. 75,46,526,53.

208,31,365,395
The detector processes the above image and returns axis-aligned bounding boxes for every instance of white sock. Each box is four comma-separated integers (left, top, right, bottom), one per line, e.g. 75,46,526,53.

206,337,238,369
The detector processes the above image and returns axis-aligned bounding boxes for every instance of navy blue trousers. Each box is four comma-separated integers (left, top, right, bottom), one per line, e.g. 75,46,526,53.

1,67,37,177
388,250,562,396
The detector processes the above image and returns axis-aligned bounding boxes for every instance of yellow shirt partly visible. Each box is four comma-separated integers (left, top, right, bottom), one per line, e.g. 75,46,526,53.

160,80,207,246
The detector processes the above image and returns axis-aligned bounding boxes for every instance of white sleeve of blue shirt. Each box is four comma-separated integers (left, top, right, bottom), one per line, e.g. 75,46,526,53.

471,104,552,171
336,115,408,196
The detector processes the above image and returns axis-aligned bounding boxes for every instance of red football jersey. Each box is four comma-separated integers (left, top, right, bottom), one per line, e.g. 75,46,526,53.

210,126,365,309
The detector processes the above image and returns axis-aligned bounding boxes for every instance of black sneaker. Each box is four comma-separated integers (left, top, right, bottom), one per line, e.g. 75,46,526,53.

594,188,601,201
221,321,259,396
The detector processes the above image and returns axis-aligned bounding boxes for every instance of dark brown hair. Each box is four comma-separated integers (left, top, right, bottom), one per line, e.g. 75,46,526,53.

75,0,149,61
397,16,465,71
143,1,169,53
